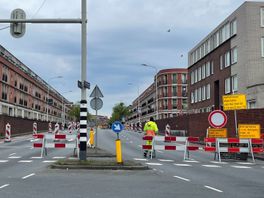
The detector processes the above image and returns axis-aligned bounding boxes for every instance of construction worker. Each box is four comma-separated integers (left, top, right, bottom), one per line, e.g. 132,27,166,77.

143,117,158,158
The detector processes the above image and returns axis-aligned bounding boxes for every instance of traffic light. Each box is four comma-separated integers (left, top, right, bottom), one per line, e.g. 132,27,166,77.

10,8,26,38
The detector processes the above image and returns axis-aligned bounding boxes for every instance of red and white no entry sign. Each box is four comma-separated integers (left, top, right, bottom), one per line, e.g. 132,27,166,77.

208,110,227,128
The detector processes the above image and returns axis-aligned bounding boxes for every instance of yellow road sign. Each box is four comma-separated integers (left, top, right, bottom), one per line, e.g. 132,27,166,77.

208,128,227,138
238,124,260,139
222,94,247,110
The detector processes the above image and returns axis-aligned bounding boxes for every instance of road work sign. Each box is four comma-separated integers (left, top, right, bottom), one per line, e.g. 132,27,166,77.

222,94,247,111
208,128,227,138
238,124,260,139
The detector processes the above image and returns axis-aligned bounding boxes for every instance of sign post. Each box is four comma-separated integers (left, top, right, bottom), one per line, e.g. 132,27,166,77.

111,121,124,164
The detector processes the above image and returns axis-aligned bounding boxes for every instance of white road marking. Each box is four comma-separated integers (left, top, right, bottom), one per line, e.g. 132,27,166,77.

134,158,148,161
210,161,228,164
202,165,221,168
236,162,255,165
0,160,8,163
0,184,9,189
158,159,174,162
145,163,163,166
174,164,192,167
231,165,251,169
9,153,16,156
18,160,33,163
184,160,199,163
156,150,163,153
42,160,56,163
204,185,223,193
173,176,190,182
68,157,78,160
22,173,35,179
8,156,21,159
31,157,42,159
53,157,65,159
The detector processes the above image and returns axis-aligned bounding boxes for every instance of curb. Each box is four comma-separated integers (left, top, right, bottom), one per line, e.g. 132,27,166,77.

49,164,149,170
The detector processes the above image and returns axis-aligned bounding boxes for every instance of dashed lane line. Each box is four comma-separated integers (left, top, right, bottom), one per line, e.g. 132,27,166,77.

210,161,228,164
236,162,255,165
173,176,191,182
9,153,16,156
0,160,9,163
8,156,21,159
134,158,148,161
158,159,174,162
204,185,223,193
31,157,42,159
202,165,222,168
145,163,163,166
42,160,56,163
18,160,33,163
231,165,252,169
184,160,199,163
0,184,10,189
22,173,35,180
53,157,65,159
174,164,192,167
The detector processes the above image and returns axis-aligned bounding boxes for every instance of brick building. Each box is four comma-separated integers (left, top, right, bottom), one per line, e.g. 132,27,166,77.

0,44,71,123
188,2,264,113
127,68,188,125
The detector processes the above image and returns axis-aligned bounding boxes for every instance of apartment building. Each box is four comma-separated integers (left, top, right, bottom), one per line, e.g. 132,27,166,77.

128,68,188,124
188,1,264,113
0,44,71,123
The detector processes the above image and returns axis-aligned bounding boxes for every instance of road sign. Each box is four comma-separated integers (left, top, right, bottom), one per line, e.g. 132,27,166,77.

208,128,227,138
111,121,124,133
208,110,227,128
90,98,103,110
238,124,260,139
10,8,26,38
223,94,247,111
90,85,103,98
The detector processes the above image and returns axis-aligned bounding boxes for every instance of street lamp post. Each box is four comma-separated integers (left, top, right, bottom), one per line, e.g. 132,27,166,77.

46,76,63,122
128,83,141,124
141,64,159,120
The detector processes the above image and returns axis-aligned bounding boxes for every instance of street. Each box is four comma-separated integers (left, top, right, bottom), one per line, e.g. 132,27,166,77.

0,130,264,198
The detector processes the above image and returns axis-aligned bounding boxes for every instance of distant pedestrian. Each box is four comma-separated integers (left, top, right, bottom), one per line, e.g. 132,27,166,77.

143,117,158,158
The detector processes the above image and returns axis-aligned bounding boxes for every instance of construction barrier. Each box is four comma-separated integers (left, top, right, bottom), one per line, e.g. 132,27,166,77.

54,123,60,134
76,122,80,133
165,124,171,137
48,122,52,133
204,137,264,162
5,123,11,142
142,135,199,160
33,133,79,157
68,122,73,133
33,122,37,135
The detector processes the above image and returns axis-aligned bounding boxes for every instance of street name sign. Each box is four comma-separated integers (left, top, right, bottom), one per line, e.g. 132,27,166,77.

223,94,247,111
238,124,260,139
208,110,227,128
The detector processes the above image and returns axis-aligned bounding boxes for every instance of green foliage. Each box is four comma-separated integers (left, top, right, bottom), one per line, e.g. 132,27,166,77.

68,103,92,121
109,102,131,124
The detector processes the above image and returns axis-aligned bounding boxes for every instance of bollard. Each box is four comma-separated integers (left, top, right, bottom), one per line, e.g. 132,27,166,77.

116,139,123,164
89,128,95,147
5,123,11,142
48,122,52,133
33,122,37,135
68,122,73,133
54,123,60,134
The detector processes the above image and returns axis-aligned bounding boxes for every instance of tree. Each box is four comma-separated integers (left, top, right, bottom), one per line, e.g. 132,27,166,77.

68,103,92,121
109,102,131,124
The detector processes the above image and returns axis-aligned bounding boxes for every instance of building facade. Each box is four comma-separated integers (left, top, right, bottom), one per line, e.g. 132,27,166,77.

188,2,264,113
0,44,71,123
127,68,188,125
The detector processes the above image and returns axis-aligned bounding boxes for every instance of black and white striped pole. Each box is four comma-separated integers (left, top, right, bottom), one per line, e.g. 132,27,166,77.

79,100,87,160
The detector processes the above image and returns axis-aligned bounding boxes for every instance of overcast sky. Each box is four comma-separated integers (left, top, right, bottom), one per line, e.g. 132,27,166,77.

0,0,253,117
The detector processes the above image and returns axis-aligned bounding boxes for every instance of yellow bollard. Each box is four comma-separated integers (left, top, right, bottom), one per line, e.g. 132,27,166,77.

90,128,94,146
116,139,123,164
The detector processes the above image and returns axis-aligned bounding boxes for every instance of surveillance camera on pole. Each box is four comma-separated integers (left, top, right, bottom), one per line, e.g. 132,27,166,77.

10,8,26,38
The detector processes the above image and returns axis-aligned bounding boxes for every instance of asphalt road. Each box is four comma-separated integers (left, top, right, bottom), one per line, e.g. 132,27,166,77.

0,129,264,198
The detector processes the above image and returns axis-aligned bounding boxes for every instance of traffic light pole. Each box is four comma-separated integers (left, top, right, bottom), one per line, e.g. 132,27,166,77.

0,0,88,160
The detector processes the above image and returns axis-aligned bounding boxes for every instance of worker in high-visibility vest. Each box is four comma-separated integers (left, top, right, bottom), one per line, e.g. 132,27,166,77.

143,117,158,158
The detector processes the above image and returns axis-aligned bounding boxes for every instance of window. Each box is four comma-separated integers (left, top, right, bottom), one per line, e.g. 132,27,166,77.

202,86,206,101
248,100,256,109
182,86,187,97
163,87,168,97
191,71,194,85
231,75,238,92
163,99,168,109
261,8,264,27
261,37,264,57
191,92,194,104
231,19,237,35
225,77,231,94
202,64,205,79
182,99,188,109
225,51,230,67
206,84,210,99
181,73,187,84
198,67,201,81
231,47,238,64
2,84,8,100
194,69,197,83
172,74,177,84
194,89,198,103
211,61,214,74
220,55,223,70
206,62,210,77
172,99,177,109
198,87,201,102
172,86,177,96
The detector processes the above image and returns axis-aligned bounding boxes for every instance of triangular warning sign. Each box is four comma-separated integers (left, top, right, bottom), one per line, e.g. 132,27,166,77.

90,85,104,98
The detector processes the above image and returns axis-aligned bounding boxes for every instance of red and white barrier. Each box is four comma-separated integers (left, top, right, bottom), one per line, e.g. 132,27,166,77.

54,123,60,134
76,122,80,133
204,137,264,162
68,122,73,133
5,123,11,142
142,135,199,160
48,122,52,133
33,122,37,135
33,133,79,157
165,124,171,137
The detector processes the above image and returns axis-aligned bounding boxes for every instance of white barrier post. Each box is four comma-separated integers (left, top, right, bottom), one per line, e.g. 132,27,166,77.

48,122,52,133
77,122,80,133
165,124,171,137
33,122,37,135
54,123,60,134
5,123,11,142
68,122,73,133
